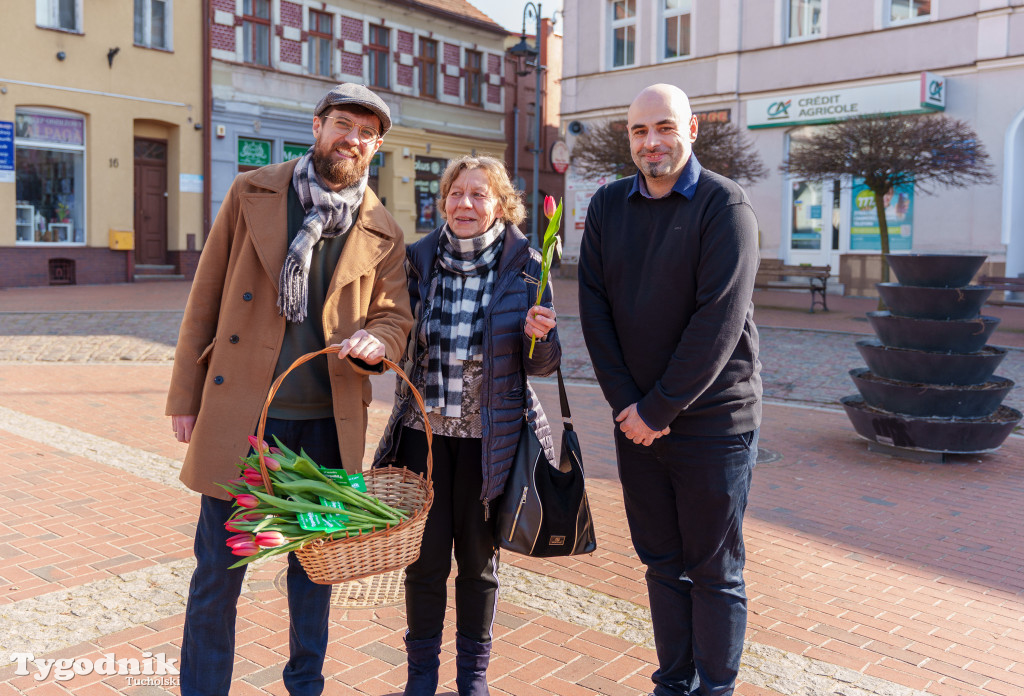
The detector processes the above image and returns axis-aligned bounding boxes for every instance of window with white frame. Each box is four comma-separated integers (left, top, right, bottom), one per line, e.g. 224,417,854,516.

610,0,636,68
242,0,271,67
308,10,332,77
134,0,171,50
36,0,81,32
663,0,691,60
787,0,821,40
888,0,930,23
368,24,390,89
14,109,87,245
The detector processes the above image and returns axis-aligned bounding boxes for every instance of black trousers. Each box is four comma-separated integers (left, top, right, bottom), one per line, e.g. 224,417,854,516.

397,427,500,643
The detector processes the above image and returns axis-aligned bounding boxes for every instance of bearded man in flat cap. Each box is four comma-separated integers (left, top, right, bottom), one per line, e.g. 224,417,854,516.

167,83,413,696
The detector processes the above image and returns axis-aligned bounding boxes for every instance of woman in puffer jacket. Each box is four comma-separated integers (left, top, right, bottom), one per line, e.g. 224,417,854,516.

374,155,561,696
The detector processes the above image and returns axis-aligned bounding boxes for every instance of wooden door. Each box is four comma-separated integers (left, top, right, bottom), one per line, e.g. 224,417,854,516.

133,138,168,265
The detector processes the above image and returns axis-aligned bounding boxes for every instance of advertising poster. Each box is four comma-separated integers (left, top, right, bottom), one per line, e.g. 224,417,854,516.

414,156,446,232
850,177,913,250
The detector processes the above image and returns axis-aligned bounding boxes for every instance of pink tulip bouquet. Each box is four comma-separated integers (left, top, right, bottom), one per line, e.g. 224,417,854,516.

219,435,409,569
528,195,563,358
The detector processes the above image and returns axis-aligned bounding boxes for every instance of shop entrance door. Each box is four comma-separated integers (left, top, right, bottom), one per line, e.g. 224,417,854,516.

788,177,841,270
133,138,168,265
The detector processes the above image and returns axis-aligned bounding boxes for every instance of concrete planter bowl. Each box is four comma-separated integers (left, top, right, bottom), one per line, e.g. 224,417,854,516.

876,283,993,320
886,253,987,288
849,368,1014,418
841,396,1022,453
856,339,1006,386
866,312,1000,353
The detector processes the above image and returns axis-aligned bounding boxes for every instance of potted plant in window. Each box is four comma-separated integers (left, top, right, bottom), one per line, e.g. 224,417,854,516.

56,202,71,223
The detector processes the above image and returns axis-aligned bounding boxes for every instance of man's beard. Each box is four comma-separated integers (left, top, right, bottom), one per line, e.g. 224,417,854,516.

312,137,372,188
635,145,683,180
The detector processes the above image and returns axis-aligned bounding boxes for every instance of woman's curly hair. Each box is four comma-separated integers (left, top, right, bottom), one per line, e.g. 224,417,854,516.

437,155,526,226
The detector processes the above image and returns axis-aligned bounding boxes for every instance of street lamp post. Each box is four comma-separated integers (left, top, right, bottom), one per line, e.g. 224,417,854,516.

508,3,543,248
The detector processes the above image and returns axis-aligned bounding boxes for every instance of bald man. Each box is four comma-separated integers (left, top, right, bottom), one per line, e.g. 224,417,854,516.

578,84,762,696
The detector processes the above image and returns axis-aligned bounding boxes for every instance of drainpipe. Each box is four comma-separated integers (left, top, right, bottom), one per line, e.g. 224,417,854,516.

202,0,212,243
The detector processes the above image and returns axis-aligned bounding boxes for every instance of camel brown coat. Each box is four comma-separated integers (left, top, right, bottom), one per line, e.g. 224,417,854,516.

166,161,413,499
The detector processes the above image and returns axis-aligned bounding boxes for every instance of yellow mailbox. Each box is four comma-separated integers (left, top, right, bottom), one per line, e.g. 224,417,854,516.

109,229,134,250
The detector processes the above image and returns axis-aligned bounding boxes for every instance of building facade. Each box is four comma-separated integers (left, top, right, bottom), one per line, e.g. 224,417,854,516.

0,0,205,287
560,0,1024,294
504,18,565,245
208,0,507,241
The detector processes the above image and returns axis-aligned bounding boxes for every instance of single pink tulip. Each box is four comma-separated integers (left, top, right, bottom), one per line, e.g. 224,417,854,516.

263,456,281,472
269,447,283,455
234,493,259,509
242,469,265,486
255,531,287,548
543,195,556,219
226,532,254,547
230,542,260,557
248,435,269,453
224,519,248,533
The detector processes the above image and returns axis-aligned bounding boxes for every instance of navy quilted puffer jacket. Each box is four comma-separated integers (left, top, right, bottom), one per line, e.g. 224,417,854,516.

374,223,561,508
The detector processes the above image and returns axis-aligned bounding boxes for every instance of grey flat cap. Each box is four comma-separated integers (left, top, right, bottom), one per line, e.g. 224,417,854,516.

314,83,392,136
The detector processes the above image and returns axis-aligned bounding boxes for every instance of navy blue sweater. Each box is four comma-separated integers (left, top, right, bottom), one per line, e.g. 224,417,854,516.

578,162,762,435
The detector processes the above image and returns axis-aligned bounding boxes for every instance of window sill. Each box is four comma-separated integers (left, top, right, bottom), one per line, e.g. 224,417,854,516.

659,53,693,64
885,16,932,27
15,241,87,247
783,33,824,44
36,25,83,36
133,43,174,53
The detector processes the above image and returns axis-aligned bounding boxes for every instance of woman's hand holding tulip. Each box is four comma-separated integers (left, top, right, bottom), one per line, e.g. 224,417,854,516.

525,305,556,342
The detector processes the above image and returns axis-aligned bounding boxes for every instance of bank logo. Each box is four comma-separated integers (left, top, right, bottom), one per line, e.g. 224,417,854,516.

929,79,943,101
766,100,792,120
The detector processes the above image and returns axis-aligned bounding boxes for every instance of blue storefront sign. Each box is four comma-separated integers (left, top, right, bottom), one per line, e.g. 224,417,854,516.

0,121,14,183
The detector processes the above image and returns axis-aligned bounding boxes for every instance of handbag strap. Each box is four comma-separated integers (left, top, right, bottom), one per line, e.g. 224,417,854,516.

557,367,574,433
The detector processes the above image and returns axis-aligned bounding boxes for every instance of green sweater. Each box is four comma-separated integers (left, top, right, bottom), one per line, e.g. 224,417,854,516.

267,184,350,420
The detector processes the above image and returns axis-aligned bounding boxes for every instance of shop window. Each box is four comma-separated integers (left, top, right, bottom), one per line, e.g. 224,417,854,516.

787,0,821,41
610,0,636,68
368,24,390,89
308,10,332,77
134,0,172,49
37,0,81,32
414,156,447,233
237,136,272,173
465,50,483,107
888,0,930,24
242,0,271,67
283,142,310,161
420,38,438,98
663,0,691,60
14,110,86,245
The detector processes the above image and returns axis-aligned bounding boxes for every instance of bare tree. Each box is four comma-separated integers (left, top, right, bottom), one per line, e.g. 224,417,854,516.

569,119,768,185
780,113,994,282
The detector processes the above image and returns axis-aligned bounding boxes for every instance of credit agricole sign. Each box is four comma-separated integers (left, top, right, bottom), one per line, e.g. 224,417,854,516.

746,72,945,129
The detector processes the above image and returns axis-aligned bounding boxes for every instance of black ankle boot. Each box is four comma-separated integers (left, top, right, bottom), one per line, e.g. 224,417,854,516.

403,632,442,696
454,633,491,696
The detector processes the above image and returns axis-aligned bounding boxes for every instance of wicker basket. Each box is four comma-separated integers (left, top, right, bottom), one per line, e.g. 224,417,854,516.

255,347,433,585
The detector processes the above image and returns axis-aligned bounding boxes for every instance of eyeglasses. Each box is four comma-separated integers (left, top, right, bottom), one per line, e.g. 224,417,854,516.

321,115,380,144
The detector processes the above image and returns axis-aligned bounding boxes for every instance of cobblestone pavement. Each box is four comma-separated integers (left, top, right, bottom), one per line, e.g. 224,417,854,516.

1,296,1023,695
5,309,1024,413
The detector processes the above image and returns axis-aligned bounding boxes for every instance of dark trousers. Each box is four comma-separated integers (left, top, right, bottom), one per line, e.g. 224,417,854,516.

180,417,341,696
397,428,500,643
614,427,758,696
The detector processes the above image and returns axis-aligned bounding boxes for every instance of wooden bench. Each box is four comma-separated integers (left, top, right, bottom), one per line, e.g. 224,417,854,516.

755,259,831,313
980,275,1024,306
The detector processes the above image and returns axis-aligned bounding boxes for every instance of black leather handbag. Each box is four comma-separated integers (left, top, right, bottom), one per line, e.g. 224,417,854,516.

496,368,597,557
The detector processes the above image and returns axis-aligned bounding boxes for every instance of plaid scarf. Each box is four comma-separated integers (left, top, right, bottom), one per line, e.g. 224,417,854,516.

278,150,367,322
424,221,505,418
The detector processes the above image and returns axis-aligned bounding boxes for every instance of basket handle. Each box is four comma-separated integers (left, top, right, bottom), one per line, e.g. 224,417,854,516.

255,346,432,496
